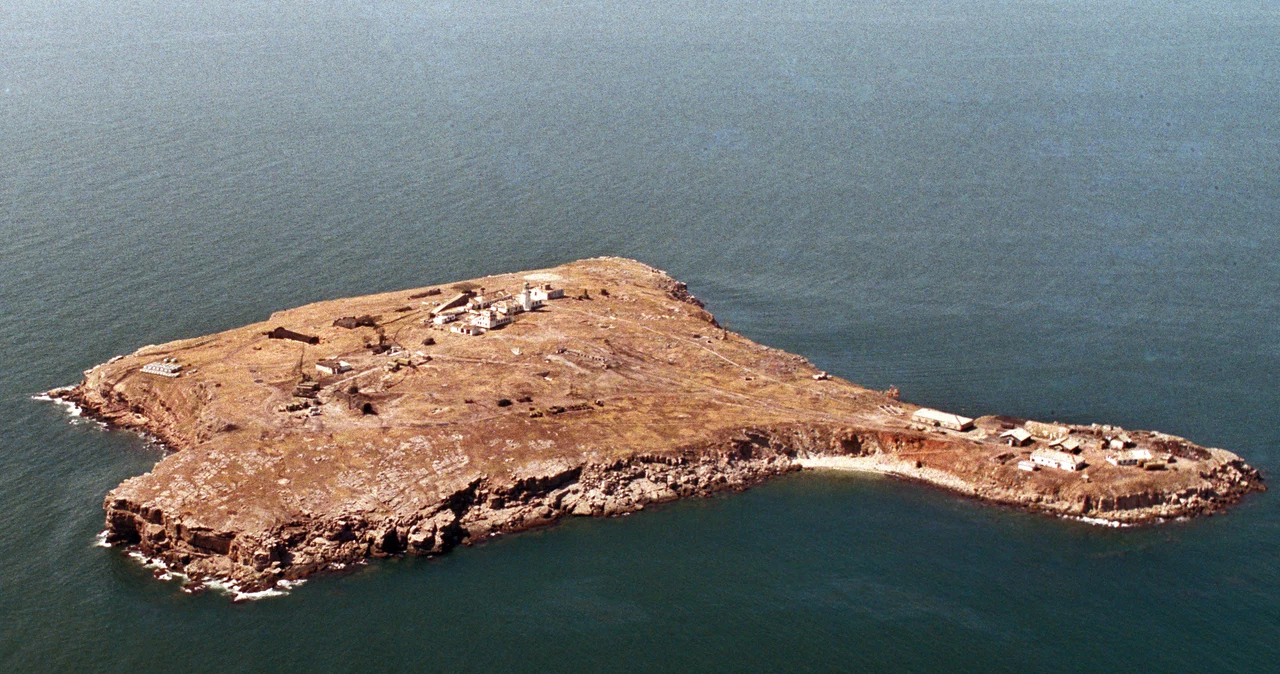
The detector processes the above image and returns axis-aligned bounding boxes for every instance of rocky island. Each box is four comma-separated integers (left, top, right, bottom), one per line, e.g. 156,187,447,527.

51,257,1264,595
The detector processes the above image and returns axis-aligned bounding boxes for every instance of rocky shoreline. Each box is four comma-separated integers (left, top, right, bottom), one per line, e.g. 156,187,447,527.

59,383,1263,596
51,257,1265,596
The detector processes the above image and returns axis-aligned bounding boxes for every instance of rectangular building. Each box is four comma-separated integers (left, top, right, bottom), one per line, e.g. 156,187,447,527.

1106,449,1153,466
1030,448,1085,471
912,407,975,431
141,362,182,378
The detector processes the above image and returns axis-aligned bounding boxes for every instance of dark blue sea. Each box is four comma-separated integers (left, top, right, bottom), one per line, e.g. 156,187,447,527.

2,0,1277,670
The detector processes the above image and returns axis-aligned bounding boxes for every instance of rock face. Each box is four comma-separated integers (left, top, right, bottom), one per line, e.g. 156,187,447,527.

54,257,1264,594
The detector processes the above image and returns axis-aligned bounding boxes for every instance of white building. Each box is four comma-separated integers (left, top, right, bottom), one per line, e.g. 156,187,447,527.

141,361,182,378
432,311,462,325
1030,448,1085,471
516,284,542,312
1017,459,1038,472
470,310,511,330
451,324,484,336
495,301,523,316
912,408,974,431
1106,448,1153,466
529,284,564,302
315,359,352,376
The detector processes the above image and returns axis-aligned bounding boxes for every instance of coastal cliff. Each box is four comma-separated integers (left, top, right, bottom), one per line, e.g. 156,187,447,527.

52,257,1264,595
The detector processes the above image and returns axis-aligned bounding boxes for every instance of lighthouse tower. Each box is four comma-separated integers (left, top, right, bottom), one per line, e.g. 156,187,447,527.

519,282,535,312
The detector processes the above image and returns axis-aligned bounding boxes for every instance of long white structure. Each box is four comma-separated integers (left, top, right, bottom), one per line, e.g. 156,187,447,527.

1106,448,1153,466
912,407,974,431
141,361,182,378
1030,448,1085,471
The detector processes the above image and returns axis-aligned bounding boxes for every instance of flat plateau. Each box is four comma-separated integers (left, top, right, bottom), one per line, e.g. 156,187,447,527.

54,257,1264,594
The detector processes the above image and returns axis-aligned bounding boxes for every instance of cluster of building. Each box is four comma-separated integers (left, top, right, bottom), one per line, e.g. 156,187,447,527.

996,421,1087,472
429,283,564,336
993,419,1168,473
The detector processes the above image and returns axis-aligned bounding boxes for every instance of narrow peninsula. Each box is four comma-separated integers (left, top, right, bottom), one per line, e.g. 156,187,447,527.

51,257,1264,594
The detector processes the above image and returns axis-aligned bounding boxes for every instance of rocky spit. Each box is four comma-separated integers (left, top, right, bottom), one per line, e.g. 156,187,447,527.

52,258,1264,596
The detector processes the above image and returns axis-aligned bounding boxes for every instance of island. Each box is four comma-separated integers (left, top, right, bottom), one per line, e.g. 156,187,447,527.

50,257,1264,595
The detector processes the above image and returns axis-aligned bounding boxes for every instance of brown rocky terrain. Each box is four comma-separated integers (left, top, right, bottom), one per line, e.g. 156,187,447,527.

51,257,1264,595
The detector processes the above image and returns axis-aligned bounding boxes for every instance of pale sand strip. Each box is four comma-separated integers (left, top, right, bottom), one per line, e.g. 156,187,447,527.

795,455,978,495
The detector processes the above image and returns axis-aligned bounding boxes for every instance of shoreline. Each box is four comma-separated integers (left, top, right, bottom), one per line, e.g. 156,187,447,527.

50,257,1265,596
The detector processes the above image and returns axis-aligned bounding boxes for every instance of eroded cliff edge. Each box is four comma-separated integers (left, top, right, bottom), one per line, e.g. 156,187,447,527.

52,257,1264,594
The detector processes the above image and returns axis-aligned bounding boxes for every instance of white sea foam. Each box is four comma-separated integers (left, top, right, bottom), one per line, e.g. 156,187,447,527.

33,390,111,429
203,578,291,602
1072,515,1132,528
93,530,112,548
127,550,190,583
33,391,83,417
120,548,297,600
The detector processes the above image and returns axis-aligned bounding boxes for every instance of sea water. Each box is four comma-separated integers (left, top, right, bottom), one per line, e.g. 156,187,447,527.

1,0,1277,670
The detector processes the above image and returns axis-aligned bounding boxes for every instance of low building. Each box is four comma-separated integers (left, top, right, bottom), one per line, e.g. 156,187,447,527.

529,284,564,302
1106,448,1153,466
141,361,182,378
1025,420,1070,441
451,324,484,336
1049,436,1082,453
467,291,510,310
912,408,975,431
1000,428,1033,447
495,301,523,316
432,311,462,325
1017,459,1038,472
470,310,511,330
315,359,352,376
1030,448,1085,471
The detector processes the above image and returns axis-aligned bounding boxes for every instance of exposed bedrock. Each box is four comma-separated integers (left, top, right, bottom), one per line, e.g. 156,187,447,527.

100,425,832,592
95,424,1263,593
54,257,1263,595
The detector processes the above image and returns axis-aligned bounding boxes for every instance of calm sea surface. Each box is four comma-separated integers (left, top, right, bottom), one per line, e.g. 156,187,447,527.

2,0,1278,670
